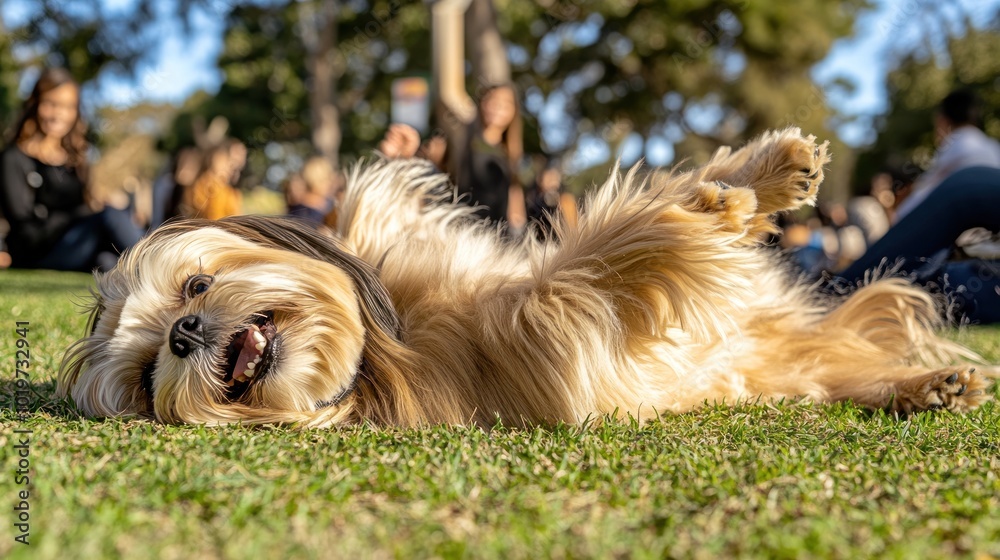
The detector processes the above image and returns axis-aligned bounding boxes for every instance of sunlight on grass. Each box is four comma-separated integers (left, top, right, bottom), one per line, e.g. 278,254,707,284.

1,269,997,559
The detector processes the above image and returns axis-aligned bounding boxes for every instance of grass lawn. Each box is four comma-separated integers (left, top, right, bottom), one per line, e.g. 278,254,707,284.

1,268,998,559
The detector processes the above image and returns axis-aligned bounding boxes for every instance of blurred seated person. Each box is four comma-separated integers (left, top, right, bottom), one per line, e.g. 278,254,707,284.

286,156,336,227
182,140,243,220
894,89,1000,222
778,211,837,277
524,163,577,240
836,167,1000,323
0,67,141,271
150,146,202,229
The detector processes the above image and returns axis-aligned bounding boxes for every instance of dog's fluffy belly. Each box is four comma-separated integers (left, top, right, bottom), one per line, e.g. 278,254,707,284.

57,127,994,427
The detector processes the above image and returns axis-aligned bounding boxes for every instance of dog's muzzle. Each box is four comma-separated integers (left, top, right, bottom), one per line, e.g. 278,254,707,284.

170,314,206,358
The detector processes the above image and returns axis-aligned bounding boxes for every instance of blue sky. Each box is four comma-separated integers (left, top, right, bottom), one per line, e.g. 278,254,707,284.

814,0,1000,145
4,0,998,154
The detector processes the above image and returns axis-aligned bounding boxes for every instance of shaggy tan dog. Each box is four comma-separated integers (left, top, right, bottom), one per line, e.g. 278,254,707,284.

58,128,993,427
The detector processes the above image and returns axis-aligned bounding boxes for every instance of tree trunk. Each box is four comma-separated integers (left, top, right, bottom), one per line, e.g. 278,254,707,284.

305,1,341,170
464,0,511,90
430,0,512,167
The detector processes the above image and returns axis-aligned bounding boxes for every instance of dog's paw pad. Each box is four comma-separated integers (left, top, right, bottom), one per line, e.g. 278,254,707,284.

892,366,992,414
735,129,830,215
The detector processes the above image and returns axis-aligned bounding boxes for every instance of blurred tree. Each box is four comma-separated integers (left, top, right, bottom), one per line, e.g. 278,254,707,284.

853,16,1000,195
496,0,868,196
0,14,25,134
4,0,869,197
159,0,432,184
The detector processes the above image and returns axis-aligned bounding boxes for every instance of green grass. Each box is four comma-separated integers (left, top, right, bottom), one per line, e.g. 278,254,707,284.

1,269,998,559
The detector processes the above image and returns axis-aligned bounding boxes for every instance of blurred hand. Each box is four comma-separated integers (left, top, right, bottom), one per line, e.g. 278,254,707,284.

379,124,421,159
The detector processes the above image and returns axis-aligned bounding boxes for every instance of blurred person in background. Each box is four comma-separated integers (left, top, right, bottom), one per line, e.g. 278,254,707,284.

149,146,203,229
893,89,1000,221
182,139,243,220
0,67,141,271
836,166,1000,323
440,80,527,235
524,161,577,241
286,156,336,227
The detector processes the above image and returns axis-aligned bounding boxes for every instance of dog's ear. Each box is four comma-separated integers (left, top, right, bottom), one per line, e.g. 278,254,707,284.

213,216,403,339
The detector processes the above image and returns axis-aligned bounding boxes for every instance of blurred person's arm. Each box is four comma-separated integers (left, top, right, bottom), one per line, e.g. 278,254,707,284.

431,0,475,180
507,185,526,232
432,0,476,126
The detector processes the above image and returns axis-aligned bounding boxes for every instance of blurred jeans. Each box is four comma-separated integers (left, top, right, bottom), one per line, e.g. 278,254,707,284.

837,166,1000,323
32,207,143,272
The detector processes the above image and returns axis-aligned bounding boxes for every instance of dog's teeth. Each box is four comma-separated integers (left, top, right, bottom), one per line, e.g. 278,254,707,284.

255,342,266,352
247,362,255,370
244,368,254,378
252,330,265,343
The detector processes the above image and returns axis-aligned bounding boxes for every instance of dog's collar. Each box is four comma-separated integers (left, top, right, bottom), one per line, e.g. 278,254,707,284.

315,375,358,410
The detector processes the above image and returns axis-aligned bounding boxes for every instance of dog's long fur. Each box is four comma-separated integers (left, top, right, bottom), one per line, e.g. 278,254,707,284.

58,128,993,427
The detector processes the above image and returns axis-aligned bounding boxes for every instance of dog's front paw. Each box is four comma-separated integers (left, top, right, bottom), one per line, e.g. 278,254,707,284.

747,128,830,215
889,367,992,414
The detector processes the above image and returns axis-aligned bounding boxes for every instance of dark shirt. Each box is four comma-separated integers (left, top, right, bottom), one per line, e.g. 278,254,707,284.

0,145,90,261
457,134,511,223
288,202,332,227
525,186,561,239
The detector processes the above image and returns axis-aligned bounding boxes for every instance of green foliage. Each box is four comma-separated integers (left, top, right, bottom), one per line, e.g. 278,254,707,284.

501,0,867,160
853,21,1000,193
1,269,999,558
4,0,867,194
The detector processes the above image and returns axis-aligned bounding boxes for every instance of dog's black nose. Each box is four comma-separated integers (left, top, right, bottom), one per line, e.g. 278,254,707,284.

169,314,206,358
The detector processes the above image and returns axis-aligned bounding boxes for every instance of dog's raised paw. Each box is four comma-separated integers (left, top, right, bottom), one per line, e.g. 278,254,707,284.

709,128,831,216
889,366,992,414
768,131,829,210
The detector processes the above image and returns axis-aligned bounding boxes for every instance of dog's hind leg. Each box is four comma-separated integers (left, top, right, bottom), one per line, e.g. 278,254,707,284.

743,278,993,414
840,366,991,414
814,280,992,413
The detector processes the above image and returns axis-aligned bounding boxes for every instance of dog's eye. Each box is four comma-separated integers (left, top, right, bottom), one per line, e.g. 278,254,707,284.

184,274,214,299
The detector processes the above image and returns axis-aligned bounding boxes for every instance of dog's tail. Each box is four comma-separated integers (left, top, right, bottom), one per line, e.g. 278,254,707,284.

336,158,475,264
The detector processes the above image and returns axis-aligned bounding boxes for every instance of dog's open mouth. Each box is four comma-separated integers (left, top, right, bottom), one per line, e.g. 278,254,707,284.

222,311,280,398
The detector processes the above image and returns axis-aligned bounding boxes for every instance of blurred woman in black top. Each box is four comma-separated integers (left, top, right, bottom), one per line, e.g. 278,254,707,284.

0,68,141,271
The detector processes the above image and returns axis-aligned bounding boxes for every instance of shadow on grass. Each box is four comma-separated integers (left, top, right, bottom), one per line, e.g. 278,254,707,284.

0,377,82,420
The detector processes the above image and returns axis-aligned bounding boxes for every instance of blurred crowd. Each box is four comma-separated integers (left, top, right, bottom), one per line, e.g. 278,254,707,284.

780,90,1000,284
0,68,997,320
0,69,580,273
